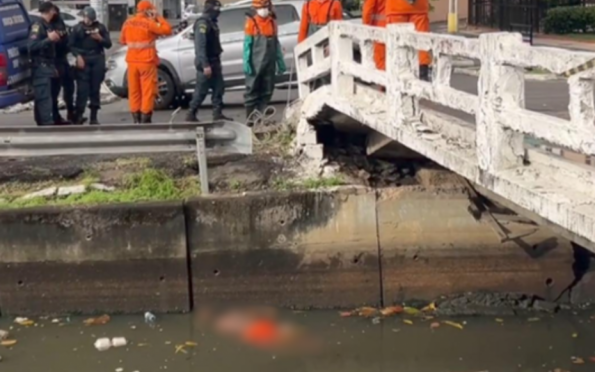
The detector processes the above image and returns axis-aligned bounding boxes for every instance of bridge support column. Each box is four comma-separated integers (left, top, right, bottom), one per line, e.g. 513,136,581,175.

476,33,525,175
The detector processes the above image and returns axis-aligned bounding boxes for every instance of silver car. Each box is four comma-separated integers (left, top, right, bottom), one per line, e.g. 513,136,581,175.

105,0,359,110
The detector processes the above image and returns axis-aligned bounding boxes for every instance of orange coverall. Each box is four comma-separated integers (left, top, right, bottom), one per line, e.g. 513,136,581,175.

119,6,172,117
298,0,343,43
362,0,386,70
386,0,430,66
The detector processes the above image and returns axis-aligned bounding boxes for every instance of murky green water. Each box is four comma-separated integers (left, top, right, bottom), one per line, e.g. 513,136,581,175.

1,311,594,372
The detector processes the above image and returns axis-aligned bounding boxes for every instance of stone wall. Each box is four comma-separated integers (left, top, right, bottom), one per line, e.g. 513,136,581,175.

0,186,579,315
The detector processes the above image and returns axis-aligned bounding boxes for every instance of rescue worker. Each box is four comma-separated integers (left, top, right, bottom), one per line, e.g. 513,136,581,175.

297,0,343,43
243,0,286,123
362,0,386,71
120,1,172,123
69,7,112,125
50,5,76,124
386,0,431,80
184,0,231,122
28,2,60,126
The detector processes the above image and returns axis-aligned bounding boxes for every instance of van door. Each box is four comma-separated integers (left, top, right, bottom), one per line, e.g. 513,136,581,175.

0,1,32,108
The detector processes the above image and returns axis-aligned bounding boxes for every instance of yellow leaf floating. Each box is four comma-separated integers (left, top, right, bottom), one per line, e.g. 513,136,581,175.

527,317,540,322
1,339,17,347
16,320,34,326
403,307,421,316
572,332,579,338
442,320,464,330
185,341,198,347
572,357,585,365
495,318,504,323
403,319,413,325
421,302,436,312
356,307,378,318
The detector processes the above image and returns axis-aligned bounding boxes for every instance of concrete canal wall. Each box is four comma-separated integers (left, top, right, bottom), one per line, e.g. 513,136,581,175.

0,185,581,316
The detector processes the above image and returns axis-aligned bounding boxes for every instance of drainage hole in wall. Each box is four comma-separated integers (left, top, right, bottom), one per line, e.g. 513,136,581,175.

413,254,419,261
213,269,220,276
545,278,554,287
159,276,166,282
17,280,24,287
352,257,360,264
280,219,286,226
85,234,92,241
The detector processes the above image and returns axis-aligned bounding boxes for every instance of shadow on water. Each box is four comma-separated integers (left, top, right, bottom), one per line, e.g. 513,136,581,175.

1,310,595,372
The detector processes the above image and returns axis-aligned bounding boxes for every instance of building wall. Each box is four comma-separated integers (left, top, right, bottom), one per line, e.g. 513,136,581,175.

430,0,468,23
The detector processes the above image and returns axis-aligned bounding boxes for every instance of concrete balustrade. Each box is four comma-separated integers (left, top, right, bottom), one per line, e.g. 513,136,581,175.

295,22,595,251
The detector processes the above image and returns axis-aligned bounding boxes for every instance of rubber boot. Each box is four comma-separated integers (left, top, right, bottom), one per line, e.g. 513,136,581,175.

245,106,257,127
132,112,141,124
184,109,199,123
54,115,71,125
213,110,232,121
89,108,99,125
141,112,152,124
419,65,430,82
73,108,87,125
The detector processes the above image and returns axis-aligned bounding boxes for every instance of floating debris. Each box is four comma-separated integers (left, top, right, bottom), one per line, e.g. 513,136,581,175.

571,356,585,365
84,315,111,326
94,338,112,351
14,317,34,326
144,312,157,325
403,319,413,325
1,340,17,347
380,306,403,316
442,321,464,330
430,322,440,329
403,307,421,316
0,330,8,340
112,337,128,348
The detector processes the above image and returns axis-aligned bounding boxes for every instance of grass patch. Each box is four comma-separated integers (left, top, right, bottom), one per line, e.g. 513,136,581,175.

0,169,201,209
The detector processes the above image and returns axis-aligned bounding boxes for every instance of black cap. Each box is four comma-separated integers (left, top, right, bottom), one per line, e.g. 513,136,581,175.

38,1,55,14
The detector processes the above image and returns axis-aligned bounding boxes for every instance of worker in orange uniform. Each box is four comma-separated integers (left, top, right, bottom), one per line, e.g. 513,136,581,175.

385,0,431,81
120,0,172,123
362,0,386,71
297,0,343,43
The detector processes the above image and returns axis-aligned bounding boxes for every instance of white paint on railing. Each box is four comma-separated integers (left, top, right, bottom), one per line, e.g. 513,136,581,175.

294,21,595,248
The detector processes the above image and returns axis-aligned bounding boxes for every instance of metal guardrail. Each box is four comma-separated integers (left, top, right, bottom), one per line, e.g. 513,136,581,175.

0,121,253,194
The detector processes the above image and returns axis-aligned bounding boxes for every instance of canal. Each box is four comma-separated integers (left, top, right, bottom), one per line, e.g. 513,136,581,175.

1,309,594,371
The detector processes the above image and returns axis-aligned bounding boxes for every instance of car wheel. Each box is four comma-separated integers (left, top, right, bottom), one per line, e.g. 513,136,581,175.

154,69,175,111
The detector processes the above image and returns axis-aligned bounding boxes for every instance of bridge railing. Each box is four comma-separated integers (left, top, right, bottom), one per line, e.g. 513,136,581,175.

296,22,595,175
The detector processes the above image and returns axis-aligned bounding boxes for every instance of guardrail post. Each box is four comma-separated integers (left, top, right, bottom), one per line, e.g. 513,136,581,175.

476,33,525,175
195,127,209,195
330,24,354,97
297,53,311,98
386,23,417,127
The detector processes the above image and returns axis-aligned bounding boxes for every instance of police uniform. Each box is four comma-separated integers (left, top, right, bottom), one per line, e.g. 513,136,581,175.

28,20,57,126
69,16,112,124
50,13,75,123
185,0,231,122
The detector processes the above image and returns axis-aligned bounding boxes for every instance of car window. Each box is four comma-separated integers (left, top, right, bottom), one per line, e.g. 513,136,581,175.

218,8,246,34
28,14,40,23
275,5,299,25
61,13,75,21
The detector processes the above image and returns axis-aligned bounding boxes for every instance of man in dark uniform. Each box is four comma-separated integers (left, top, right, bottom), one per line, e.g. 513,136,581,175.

28,2,60,126
68,6,112,125
50,5,76,124
184,0,231,122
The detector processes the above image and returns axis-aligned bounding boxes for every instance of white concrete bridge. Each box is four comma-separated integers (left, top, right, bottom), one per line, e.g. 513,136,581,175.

294,22,595,252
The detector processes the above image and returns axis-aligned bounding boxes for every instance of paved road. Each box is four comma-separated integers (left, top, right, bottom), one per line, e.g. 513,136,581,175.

1,88,299,126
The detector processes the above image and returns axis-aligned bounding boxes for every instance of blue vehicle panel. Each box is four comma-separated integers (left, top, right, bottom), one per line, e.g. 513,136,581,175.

0,0,32,109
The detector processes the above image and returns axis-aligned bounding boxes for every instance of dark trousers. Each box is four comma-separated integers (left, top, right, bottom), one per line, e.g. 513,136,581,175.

51,60,75,120
32,65,56,126
189,62,224,115
75,55,106,111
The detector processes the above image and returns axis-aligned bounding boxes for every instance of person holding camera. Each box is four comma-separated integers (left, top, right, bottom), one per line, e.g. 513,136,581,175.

28,1,61,126
119,0,172,124
68,6,112,125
